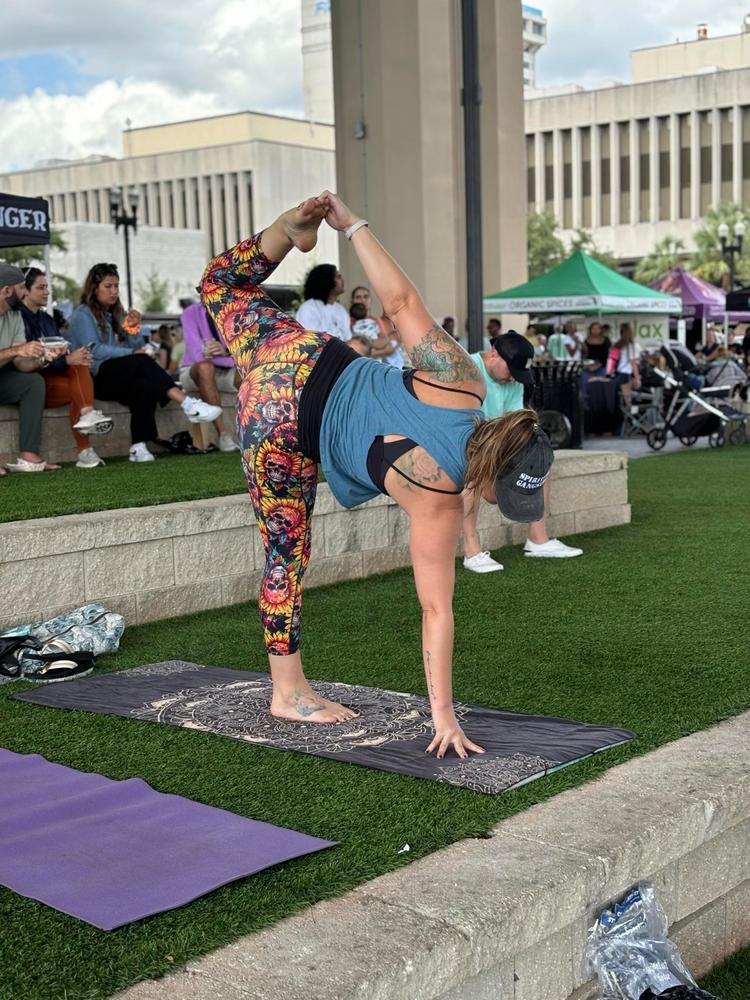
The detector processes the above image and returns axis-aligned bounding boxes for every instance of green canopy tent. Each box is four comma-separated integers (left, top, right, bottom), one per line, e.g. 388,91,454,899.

483,251,682,315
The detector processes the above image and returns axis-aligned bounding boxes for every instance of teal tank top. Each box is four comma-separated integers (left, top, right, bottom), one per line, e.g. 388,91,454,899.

319,358,480,508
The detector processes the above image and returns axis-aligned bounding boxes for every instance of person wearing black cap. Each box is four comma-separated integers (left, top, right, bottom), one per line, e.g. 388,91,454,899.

462,331,583,571
0,262,63,474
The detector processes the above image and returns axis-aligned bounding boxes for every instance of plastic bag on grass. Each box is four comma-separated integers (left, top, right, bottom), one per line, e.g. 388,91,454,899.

584,882,720,999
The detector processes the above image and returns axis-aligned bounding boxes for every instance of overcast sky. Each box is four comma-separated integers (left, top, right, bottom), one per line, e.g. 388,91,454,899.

0,1,746,174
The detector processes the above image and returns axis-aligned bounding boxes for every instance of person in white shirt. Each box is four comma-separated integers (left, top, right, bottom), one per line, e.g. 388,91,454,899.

296,264,350,341
563,320,583,360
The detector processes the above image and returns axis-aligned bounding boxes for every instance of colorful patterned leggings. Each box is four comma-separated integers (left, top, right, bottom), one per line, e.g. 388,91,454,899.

201,234,329,655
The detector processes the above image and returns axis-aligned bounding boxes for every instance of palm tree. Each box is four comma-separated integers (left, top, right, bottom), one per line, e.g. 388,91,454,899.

634,237,687,285
691,203,750,287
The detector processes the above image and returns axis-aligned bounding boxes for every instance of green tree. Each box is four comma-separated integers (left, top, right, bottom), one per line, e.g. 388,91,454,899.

527,210,565,278
0,228,80,304
633,236,687,285
137,270,171,312
690,202,750,287
567,227,618,270
0,227,67,267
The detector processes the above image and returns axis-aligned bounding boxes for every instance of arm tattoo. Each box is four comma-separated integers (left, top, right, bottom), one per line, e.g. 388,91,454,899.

408,324,481,384
425,649,437,702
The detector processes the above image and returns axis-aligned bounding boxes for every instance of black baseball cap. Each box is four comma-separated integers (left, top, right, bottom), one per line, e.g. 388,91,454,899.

491,331,535,385
495,426,554,522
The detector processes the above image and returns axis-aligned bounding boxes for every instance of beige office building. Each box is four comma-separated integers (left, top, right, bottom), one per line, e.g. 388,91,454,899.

0,112,337,301
525,25,750,266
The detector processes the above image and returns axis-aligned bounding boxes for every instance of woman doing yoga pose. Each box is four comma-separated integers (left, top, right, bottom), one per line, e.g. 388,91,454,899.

201,192,552,759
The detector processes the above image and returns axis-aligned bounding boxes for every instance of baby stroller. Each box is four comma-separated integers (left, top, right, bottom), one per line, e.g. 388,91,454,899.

646,344,746,449
619,358,663,438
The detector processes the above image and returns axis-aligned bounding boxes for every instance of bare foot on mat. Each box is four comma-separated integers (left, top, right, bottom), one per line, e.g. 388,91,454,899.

271,688,359,724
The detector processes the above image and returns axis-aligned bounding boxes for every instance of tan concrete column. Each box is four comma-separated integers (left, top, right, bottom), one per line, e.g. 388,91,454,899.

629,119,639,225
610,122,621,228
210,174,224,253
534,131,544,210
98,189,110,226
591,123,601,229
331,0,525,322
571,126,582,229
173,180,186,229
732,105,742,205
711,109,721,209
690,110,700,220
158,182,171,229
185,178,197,230
222,173,237,246
669,113,680,221
649,117,659,223
147,183,159,228
238,170,252,237
552,129,564,225
198,176,211,253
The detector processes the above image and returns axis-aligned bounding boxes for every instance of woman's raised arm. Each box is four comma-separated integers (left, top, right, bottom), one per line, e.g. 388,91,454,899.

321,191,481,386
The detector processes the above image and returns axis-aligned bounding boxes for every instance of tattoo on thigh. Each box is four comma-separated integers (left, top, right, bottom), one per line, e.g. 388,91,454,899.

393,446,448,492
408,324,480,383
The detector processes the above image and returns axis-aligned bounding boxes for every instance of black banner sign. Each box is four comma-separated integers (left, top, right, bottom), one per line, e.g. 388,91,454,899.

0,193,50,248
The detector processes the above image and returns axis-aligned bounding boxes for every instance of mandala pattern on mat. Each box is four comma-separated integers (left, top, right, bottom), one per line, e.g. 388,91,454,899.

435,753,554,794
132,678,471,755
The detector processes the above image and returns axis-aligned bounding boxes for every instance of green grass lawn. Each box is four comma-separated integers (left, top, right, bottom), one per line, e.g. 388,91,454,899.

0,451,247,523
1,446,749,999
701,944,750,999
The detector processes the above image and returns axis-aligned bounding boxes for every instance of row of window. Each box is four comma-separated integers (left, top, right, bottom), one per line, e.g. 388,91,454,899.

47,173,253,256
526,107,750,227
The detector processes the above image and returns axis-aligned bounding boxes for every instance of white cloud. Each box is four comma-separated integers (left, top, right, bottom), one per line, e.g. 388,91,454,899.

536,0,748,88
0,80,228,172
0,0,305,172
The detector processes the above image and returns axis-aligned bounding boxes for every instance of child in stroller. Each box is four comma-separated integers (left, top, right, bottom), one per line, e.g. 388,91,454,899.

645,343,747,449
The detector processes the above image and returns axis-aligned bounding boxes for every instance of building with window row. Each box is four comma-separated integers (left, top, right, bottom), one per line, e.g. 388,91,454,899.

525,27,750,267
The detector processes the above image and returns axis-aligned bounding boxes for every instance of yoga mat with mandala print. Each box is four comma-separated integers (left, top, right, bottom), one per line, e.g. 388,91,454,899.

14,662,635,794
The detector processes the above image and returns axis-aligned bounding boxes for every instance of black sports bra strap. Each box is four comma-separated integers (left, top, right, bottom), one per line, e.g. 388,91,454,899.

409,371,483,405
390,465,462,495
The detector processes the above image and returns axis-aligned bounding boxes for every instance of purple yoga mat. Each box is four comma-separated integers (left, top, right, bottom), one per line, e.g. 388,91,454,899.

0,748,335,930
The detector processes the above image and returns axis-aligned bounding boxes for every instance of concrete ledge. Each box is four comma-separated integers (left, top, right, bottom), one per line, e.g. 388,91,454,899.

0,392,237,464
0,450,630,631
115,710,750,1000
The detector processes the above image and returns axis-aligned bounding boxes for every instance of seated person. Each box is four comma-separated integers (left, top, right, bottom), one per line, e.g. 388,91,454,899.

349,302,394,359
179,300,239,452
21,267,112,469
0,263,60,474
462,332,583,571
348,334,373,357
296,264,351,340
69,263,222,463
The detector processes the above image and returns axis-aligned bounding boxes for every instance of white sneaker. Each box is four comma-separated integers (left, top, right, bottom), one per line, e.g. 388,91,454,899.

76,447,105,469
463,551,504,573
181,396,223,424
73,409,114,435
524,538,583,558
129,442,155,463
217,432,240,452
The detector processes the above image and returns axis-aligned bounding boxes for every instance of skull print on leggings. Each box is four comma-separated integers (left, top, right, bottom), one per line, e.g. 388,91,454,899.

201,233,330,656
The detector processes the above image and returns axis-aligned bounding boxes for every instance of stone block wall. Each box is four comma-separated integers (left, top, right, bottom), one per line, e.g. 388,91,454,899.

0,450,629,632
0,393,237,465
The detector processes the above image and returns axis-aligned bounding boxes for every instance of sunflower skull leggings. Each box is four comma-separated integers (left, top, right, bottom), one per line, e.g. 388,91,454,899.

201,234,329,656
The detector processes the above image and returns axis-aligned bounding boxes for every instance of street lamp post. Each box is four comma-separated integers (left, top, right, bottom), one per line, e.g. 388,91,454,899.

109,185,139,309
718,218,745,292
